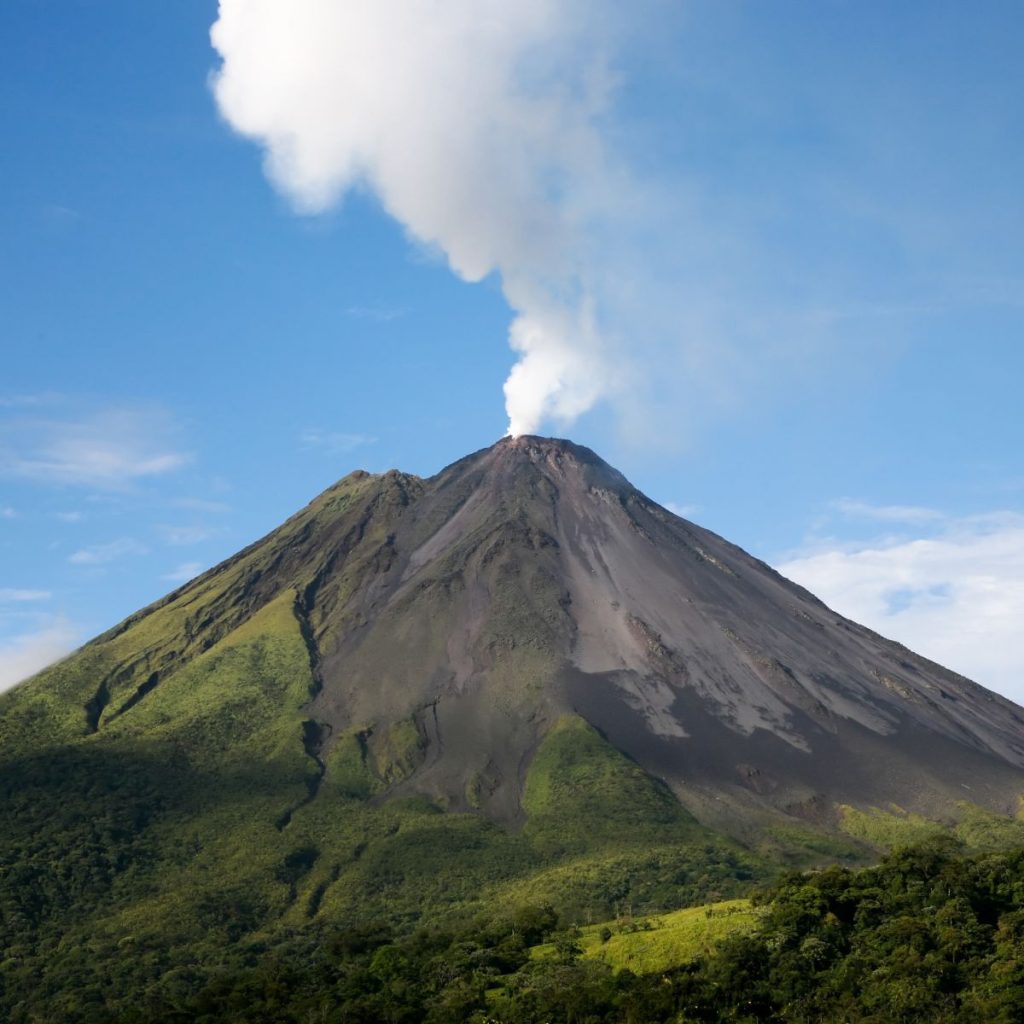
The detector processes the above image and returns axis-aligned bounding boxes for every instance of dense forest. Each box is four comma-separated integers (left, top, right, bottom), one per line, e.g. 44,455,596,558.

5,837,1024,1023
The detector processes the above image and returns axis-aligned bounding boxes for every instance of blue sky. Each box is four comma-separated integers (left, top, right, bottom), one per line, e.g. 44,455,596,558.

1,1,1022,698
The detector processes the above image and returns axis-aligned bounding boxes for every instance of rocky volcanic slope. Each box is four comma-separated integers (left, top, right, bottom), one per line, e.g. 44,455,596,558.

303,435,1024,828
6,435,1024,830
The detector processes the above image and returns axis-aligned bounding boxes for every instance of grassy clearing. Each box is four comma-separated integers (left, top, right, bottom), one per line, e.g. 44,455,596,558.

838,803,946,848
532,898,762,974
839,801,1024,852
953,801,1024,849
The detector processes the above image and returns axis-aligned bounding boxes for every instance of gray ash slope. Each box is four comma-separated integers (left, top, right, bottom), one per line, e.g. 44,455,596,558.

289,435,1024,828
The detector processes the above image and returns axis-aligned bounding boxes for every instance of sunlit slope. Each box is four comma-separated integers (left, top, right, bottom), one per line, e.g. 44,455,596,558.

0,468,388,757
532,899,762,975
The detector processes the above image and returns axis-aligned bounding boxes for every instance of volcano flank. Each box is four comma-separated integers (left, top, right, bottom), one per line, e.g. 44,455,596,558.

3,436,1024,1010
12,436,1024,825
298,435,1024,828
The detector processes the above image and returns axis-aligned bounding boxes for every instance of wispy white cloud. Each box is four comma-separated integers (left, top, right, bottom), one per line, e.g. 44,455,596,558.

162,561,204,584
0,407,190,488
157,524,217,546
663,501,701,519
778,512,1024,704
40,204,82,229
1,506,15,519
0,393,61,409
68,538,149,566
171,497,231,514
0,618,80,693
55,510,84,523
832,498,944,526
344,305,408,322
0,589,51,603
299,428,376,456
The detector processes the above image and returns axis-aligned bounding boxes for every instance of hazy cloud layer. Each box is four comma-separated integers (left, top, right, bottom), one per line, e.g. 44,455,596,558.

172,498,231,514
778,512,1024,702
344,306,408,323
663,501,702,519
830,499,945,526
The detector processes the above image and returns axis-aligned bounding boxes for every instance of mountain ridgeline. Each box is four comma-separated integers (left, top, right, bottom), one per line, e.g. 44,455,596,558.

2,436,1024,1020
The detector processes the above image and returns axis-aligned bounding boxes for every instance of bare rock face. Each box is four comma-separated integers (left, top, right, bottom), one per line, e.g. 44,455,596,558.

245,435,1022,827
26,435,1024,834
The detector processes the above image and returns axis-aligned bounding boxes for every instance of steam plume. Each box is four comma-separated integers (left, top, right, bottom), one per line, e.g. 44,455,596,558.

210,0,621,436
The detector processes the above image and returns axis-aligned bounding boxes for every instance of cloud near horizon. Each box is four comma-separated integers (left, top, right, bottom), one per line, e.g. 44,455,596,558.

157,524,218,546
829,499,945,526
778,511,1024,704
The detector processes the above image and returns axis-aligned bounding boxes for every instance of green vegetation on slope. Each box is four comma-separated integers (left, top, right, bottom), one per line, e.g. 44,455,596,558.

840,801,1024,853
523,716,698,854
0,469,378,762
531,898,762,974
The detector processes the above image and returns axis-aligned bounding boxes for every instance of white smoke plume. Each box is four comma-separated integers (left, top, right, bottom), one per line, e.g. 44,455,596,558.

210,0,625,436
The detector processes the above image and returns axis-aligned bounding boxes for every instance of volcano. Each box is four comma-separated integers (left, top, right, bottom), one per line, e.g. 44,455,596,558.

10,435,1022,829
5,435,1024,1016
297,434,1024,827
